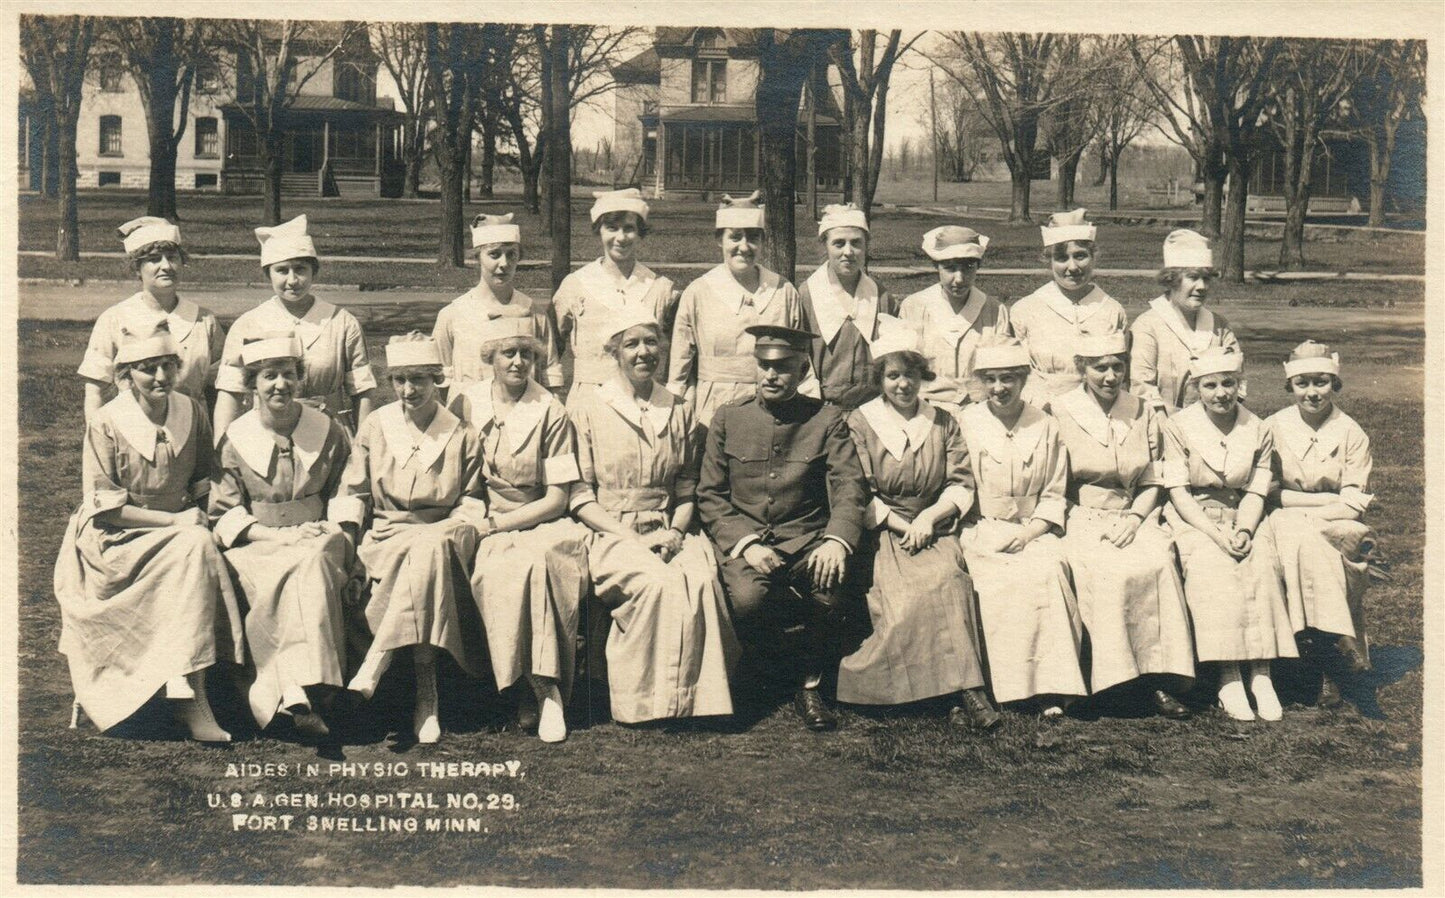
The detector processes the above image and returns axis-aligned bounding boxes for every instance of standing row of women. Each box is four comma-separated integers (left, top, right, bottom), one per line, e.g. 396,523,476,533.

53,193,1374,746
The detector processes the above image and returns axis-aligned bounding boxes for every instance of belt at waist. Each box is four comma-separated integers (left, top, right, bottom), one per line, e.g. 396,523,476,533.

252,495,324,527
596,486,671,513
1074,484,1134,510
375,506,451,526
977,494,1037,521
697,355,757,383
127,489,189,513
487,485,544,513
1191,487,1244,509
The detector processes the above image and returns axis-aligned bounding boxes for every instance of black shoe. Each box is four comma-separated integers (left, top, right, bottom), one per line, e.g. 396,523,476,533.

793,688,837,732
949,688,1001,731
1317,675,1345,709
1336,636,1371,674
1150,689,1191,720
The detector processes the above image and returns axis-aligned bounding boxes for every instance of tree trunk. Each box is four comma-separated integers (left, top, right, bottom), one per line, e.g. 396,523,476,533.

1008,163,1032,222
1367,136,1389,227
1055,148,1081,209
42,113,59,198
1108,154,1120,211
1093,145,1108,186
436,151,467,266
1220,154,1250,282
839,82,855,202
478,110,496,198
862,82,889,216
547,27,572,293
147,142,179,221
1199,162,1225,238
56,110,80,261
260,128,284,225
463,138,472,202
850,106,870,214
405,136,423,198
1279,118,1313,269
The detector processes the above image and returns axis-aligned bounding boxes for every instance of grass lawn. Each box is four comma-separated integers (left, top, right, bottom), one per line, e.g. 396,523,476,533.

13,280,1423,888
19,188,1424,291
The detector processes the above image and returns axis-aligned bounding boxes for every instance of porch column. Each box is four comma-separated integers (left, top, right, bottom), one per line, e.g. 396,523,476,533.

375,121,382,177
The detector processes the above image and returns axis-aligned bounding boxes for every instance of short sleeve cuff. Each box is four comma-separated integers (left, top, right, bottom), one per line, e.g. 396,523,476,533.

328,496,367,528
567,481,598,513
940,484,975,515
214,506,258,548
864,496,890,530
1137,463,1166,489
449,496,489,527
1031,498,1067,530
729,534,761,559
1159,460,1189,490
79,488,129,525
214,364,248,394
543,364,566,389
77,354,114,384
1245,466,1273,497
544,454,581,485
347,365,378,394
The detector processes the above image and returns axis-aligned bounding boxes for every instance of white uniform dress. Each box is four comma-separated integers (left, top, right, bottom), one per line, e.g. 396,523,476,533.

569,379,738,722
53,392,245,731
1050,387,1195,692
958,402,1086,704
1266,405,1374,649
1160,404,1296,662
1009,282,1127,405
1129,296,1242,413
433,287,564,393
666,264,801,428
552,259,679,408
215,297,377,429
451,380,590,698
210,407,354,727
898,285,1012,414
78,293,225,405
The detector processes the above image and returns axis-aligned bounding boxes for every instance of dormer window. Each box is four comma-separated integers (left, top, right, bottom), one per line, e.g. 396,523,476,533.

691,29,727,104
334,60,375,106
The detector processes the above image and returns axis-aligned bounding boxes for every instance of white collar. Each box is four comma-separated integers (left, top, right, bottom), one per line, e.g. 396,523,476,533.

577,258,657,309
805,264,879,346
1174,402,1262,474
1053,386,1141,447
376,401,461,471
458,379,551,453
123,292,199,341
598,377,675,441
1269,404,1345,460
264,296,336,349
226,405,330,476
706,263,780,315
460,286,534,316
1147,295,1216,353
1036,281,1108,324
962,401,1047,462
917,284,987,346
105,389,193,463
858,396,935,462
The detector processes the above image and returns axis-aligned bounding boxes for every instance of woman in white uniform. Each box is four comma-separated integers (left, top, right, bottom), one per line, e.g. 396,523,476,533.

1161,347,1295,722
667,192,803,428
1266,341,1376,706
213,214,377,434
1010,209,1127,405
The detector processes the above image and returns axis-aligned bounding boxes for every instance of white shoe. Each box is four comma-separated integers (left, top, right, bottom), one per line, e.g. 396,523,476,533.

413,648,441,744
532,676,567,744
175,672,230,742
1250,661,1283,722
347,649,394,700
1217,663,1255,722
165,676,195,700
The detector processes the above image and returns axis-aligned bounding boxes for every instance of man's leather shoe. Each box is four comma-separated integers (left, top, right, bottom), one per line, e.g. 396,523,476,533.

793,687,837,731
1150,689,1191,720
949,688,1001,731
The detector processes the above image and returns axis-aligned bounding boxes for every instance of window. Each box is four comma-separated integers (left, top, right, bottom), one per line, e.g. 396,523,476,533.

334,61,375,105
691,59,726,104
194,117,218,158
98,171,121,186
193,59,218,94
99,115,123,156
194,173,217,189
229,123,258,159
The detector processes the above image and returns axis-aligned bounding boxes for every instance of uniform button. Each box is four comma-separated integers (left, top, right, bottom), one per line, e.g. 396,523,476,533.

769,472,778,479
773,444,782,452
774,418,782,425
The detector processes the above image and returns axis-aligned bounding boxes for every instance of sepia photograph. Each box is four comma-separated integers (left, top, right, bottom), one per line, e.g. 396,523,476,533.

4,1,1438,891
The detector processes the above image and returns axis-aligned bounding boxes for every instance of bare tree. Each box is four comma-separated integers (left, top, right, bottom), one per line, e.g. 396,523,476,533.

1041,36,1096,211
829,30,921,216
933,32,1071,222
425,22,484,267
373,21,432,199
1132,36,1282,280
535,24,575,290
1267,39,1365,268
934,76,992,182
1346,39,1425,227
21,14,96,261
1091,36,1156,211
755,28,848,283
211,19,366,224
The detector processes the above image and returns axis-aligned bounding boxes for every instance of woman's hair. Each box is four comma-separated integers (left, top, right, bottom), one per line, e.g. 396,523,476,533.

868,350,936,390
1285,373,1343,394
242,357,305,390
114,353,182,384
1073,352,1130,376
603,322,666,359
715,227,765,242
127,240,190,274
1156,266,1220,290
475,241,522,260
265,257,320,277
479,334,545,365
1040,240,1096,264
388,365,445,385
972,365,1031,381
592,210,650,239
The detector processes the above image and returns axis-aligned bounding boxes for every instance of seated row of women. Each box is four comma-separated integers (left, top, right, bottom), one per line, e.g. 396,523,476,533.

56,195,1373,745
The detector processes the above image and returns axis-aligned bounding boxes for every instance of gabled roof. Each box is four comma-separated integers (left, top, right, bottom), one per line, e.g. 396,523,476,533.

612,48,659,85
655,27,758,49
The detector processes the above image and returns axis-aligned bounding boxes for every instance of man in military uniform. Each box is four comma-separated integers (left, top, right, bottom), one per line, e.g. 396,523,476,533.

698,324,868,731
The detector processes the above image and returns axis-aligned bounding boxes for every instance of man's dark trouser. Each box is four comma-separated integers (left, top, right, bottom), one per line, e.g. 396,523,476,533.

717,536,855,682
